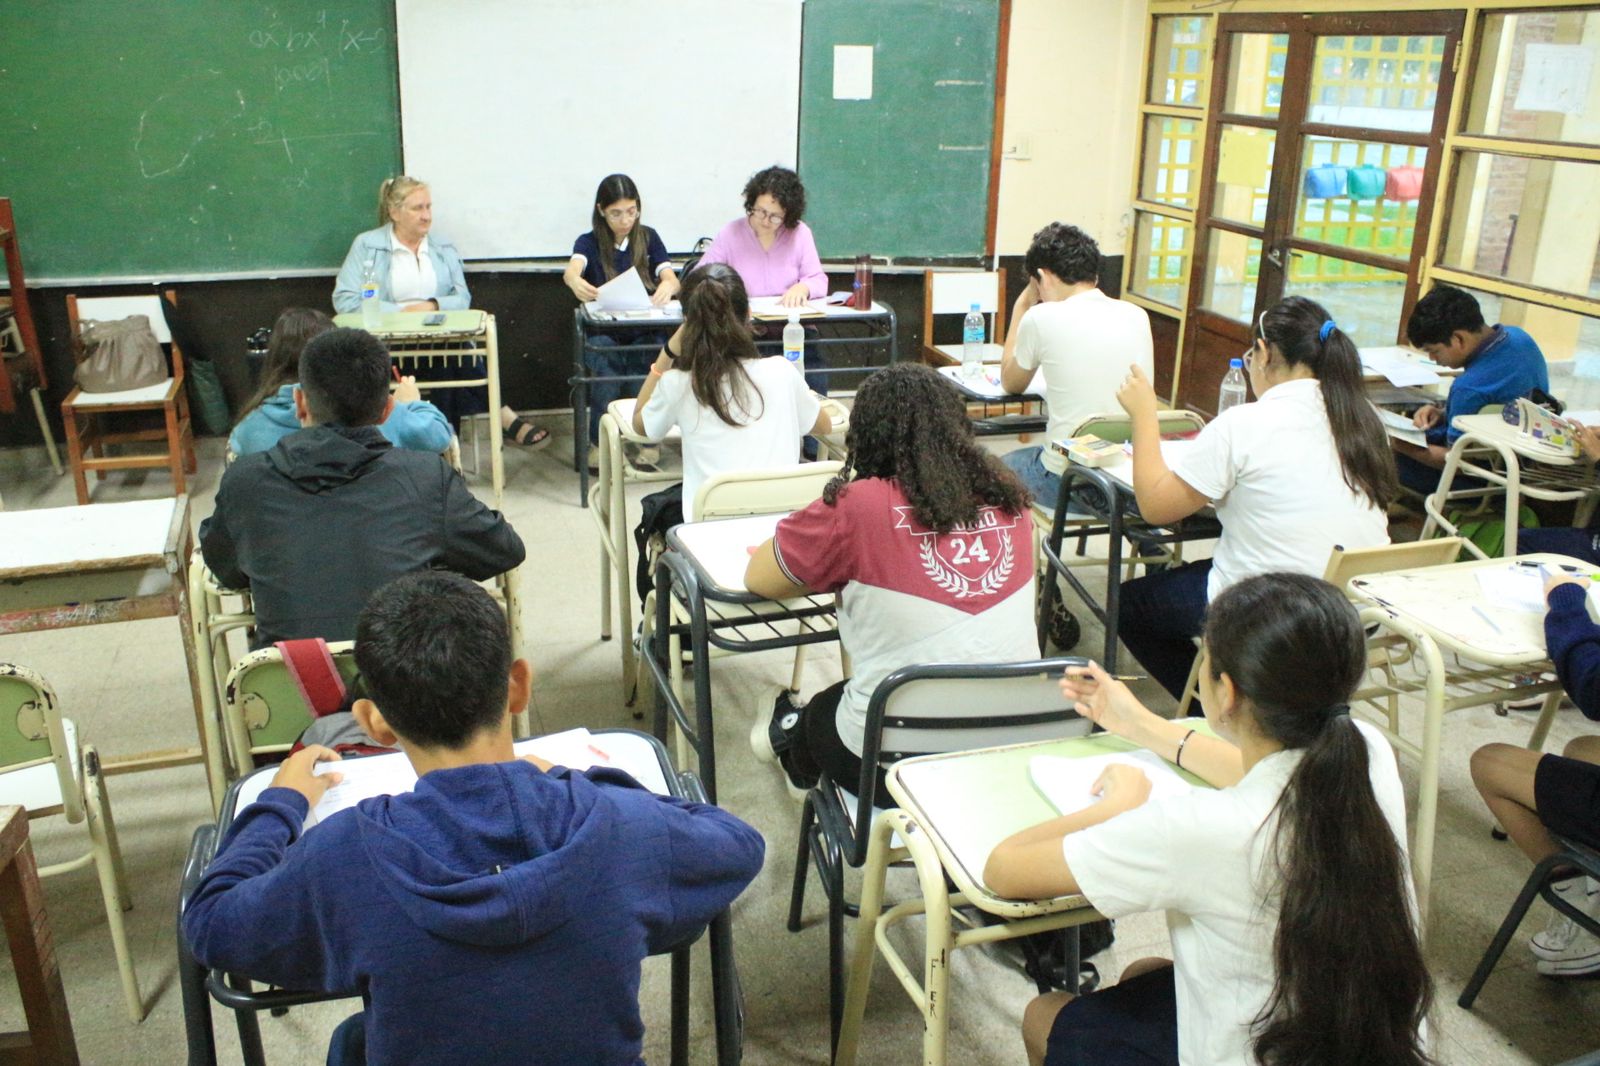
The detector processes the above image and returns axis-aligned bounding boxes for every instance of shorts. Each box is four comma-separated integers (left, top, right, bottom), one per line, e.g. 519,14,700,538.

1044,963,1178,1066
1535,753,1600,851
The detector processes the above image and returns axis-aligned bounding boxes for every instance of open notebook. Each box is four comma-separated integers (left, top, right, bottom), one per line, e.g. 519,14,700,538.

1028,749,1193,816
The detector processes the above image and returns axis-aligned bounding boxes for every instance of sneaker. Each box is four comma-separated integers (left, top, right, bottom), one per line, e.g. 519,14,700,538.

1532,877,1600,961
1536,924,1600,978
1505,672,1558,711
586,444,600,473
749,685,801,765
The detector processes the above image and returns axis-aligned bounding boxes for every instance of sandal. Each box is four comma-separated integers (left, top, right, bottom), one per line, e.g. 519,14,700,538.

505,414,551,450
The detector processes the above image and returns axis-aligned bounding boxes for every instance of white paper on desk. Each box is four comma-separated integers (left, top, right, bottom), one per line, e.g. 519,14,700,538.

1362,346,1441,387
1029,751,1193,816
596,268,653,311
1373,404,1428,448
936,364,1043,398
1119,439,1197,468
1474,565,1548,614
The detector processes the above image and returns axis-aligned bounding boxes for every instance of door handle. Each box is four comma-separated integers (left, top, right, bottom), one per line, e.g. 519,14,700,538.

1265,244,1284,267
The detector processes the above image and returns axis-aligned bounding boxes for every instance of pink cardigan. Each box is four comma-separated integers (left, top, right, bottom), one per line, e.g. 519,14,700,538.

697,217,828,299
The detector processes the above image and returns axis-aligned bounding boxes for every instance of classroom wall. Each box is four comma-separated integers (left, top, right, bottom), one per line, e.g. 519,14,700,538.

993,0,1146,257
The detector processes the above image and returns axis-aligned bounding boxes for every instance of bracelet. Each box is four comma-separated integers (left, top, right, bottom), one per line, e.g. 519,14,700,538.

1174,728,1197,769
648,366,664,378
664,342,680,361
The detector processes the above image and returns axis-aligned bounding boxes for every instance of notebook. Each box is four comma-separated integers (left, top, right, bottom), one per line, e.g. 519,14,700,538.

1028,750,1194,817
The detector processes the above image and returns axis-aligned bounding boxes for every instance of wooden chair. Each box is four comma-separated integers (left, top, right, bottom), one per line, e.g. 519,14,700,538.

0,663,142,1022
0,199,62,477
61,291,196,504
919,269,1007,367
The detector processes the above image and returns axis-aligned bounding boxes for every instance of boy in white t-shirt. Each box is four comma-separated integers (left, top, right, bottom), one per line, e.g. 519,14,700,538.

999,223,1154,507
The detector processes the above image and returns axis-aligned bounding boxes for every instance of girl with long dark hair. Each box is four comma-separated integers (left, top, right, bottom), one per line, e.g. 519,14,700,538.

1115,294,1396,698
987,572,1432,1066
744,362,1036,801
631,263,831,520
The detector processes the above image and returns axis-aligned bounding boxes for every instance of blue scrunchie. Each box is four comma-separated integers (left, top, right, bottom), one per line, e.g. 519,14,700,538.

1319,319,1337,342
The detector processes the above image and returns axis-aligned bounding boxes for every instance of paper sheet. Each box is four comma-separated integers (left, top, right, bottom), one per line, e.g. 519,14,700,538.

1361,346,1441,388
1514,43,1594,116
1474,565,1548,614
1118,439,1198,467
1374,405,1428,448
936,364,1043,398
1028,751,1193,817
596,267,653,311
832,44,874,100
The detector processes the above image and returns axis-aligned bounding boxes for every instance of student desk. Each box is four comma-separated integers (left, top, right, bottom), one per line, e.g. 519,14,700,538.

1037,453,1221,670
177,730,742,1066
834,733,1187,1066
1419,413,1600,560
571,300,898,506
933,364,1048,437
642,512,840,802
0,497,219,800
0,804,79,1066
332,310,505,509
1346,552,1582,930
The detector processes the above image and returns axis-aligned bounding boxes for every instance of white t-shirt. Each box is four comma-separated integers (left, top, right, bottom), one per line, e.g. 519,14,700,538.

639,356,821,520
387,232,437,305
1169,377,1389,600
1012,289,1154,474
1062,719,1411,1066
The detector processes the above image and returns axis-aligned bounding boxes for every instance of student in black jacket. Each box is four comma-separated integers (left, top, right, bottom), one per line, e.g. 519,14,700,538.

200,327,525,647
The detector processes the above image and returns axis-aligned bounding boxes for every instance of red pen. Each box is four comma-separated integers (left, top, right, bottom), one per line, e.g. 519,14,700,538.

586,743,612,763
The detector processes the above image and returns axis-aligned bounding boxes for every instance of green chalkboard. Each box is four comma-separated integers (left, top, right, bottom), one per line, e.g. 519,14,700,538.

798,0,999,260
0,1,401,280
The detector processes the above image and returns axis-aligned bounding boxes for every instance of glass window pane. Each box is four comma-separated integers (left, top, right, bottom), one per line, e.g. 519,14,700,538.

1140,116,1202,208
1223,33,1288,116
1281,255,1408,348
1441,153,1600,301
1293,136,1426,263
1441,286,1600,401
1306,32,1445,132
1211,125,1275,226
1201,229,1262,323
1149,16,1211,107
1130,212,1192,309
1466,10,1600,147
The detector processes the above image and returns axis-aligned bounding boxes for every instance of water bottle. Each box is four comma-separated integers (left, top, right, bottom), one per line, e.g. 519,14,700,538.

1218,357,1248,414
782,311,806,377
360,258,380,330
962,302,985,380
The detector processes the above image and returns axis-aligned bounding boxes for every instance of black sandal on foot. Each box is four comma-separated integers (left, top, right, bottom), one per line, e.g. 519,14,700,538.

505,415,551,450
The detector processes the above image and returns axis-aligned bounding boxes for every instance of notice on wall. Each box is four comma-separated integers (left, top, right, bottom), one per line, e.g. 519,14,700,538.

833,45,874,100
1514,43,1594,117
1216,126,1272,190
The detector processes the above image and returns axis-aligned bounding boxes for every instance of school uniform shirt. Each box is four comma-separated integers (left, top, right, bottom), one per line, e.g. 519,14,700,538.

1012,289,1154,475
386,230,438,305
1169,377,1389,601
771,478,1036,755
1431,325,1549,446
696,217,827,299
638,356,820,519
1544,582,1600,721
572,228,672,290
1062,719,1411,1066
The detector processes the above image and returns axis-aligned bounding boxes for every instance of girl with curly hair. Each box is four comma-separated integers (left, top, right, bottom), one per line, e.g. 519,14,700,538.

744,362,1037,802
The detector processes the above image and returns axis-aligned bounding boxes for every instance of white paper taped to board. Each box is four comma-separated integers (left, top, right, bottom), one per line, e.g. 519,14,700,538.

833,45,874,100
1515,44,1594,116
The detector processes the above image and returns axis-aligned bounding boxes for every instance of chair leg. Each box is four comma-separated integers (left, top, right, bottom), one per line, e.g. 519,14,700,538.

1459,852,1569,1009
789,643,807,693
63,407,90,504
166,404,187,496
828,878,846,1054
86,749,143,1021
226,976,269,1066
30,388,64,475
670,944,690,1066
787,792,817,932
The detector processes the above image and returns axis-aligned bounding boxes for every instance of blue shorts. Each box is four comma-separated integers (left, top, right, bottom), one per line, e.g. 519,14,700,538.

1044,964,1178,1066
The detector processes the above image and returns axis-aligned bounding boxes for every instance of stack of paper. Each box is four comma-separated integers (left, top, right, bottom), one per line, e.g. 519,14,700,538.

1028,750,1193,817
1361,346,1442,388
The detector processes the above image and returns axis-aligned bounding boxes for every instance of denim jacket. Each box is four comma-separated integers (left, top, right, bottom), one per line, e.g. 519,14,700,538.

332,225,471,313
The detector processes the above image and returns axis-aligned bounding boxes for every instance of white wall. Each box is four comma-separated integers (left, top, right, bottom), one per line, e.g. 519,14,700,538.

994,0,1147,258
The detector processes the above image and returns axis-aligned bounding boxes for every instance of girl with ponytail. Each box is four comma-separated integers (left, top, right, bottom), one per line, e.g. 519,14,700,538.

631,263,831,519
1112,295,1396,699
986,572,1432,1066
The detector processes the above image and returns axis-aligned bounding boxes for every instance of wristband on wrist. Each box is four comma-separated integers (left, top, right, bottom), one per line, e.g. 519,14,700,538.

1174,728,1197,769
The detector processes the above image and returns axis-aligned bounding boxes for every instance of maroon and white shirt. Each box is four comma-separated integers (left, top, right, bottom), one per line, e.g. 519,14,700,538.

773,478,1037,755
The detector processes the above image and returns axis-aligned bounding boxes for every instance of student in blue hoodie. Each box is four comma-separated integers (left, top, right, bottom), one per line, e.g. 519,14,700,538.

230,307,452,458
183,571,765,1065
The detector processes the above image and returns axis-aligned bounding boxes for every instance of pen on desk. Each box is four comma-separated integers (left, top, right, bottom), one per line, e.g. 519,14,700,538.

586,743,612,763
1472,605,1504,634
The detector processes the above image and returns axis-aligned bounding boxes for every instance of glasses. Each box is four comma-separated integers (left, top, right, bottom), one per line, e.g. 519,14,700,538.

604,206,640,222
748,207,785,225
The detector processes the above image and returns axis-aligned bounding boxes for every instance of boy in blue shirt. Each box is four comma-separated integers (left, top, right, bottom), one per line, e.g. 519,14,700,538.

184,572,764,1065
1393,285,1548,495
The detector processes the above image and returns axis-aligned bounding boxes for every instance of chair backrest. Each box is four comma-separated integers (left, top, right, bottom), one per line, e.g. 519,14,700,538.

0,663,83,822
843,658,1092,861
694,460,843,521
66,290,183,376
922,268,1008,349
224,642,360,757
1071,408,1207,444
1323,537,1465,590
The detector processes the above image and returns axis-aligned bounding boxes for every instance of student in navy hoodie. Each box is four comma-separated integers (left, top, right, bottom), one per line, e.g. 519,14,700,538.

183,571,765,1065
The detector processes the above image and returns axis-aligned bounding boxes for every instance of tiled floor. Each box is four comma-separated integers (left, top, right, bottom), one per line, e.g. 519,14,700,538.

0,423,1597,1064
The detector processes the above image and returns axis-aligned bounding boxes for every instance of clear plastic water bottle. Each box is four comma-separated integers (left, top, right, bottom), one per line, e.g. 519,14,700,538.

1218,357,1248,414
360,259,380,329
962,302,985,380
782,311,805,378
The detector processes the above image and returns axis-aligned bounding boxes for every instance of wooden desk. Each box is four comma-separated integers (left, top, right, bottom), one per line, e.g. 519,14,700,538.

0,804,79,1065
0,497,219,806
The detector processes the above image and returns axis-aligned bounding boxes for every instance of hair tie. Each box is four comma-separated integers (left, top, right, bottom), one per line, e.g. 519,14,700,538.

1318,320,1337,342
1325,703,1351,723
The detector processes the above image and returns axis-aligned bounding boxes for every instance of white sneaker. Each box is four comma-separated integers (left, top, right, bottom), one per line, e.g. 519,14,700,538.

1532,876,1600,961
1536,923,1600,978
